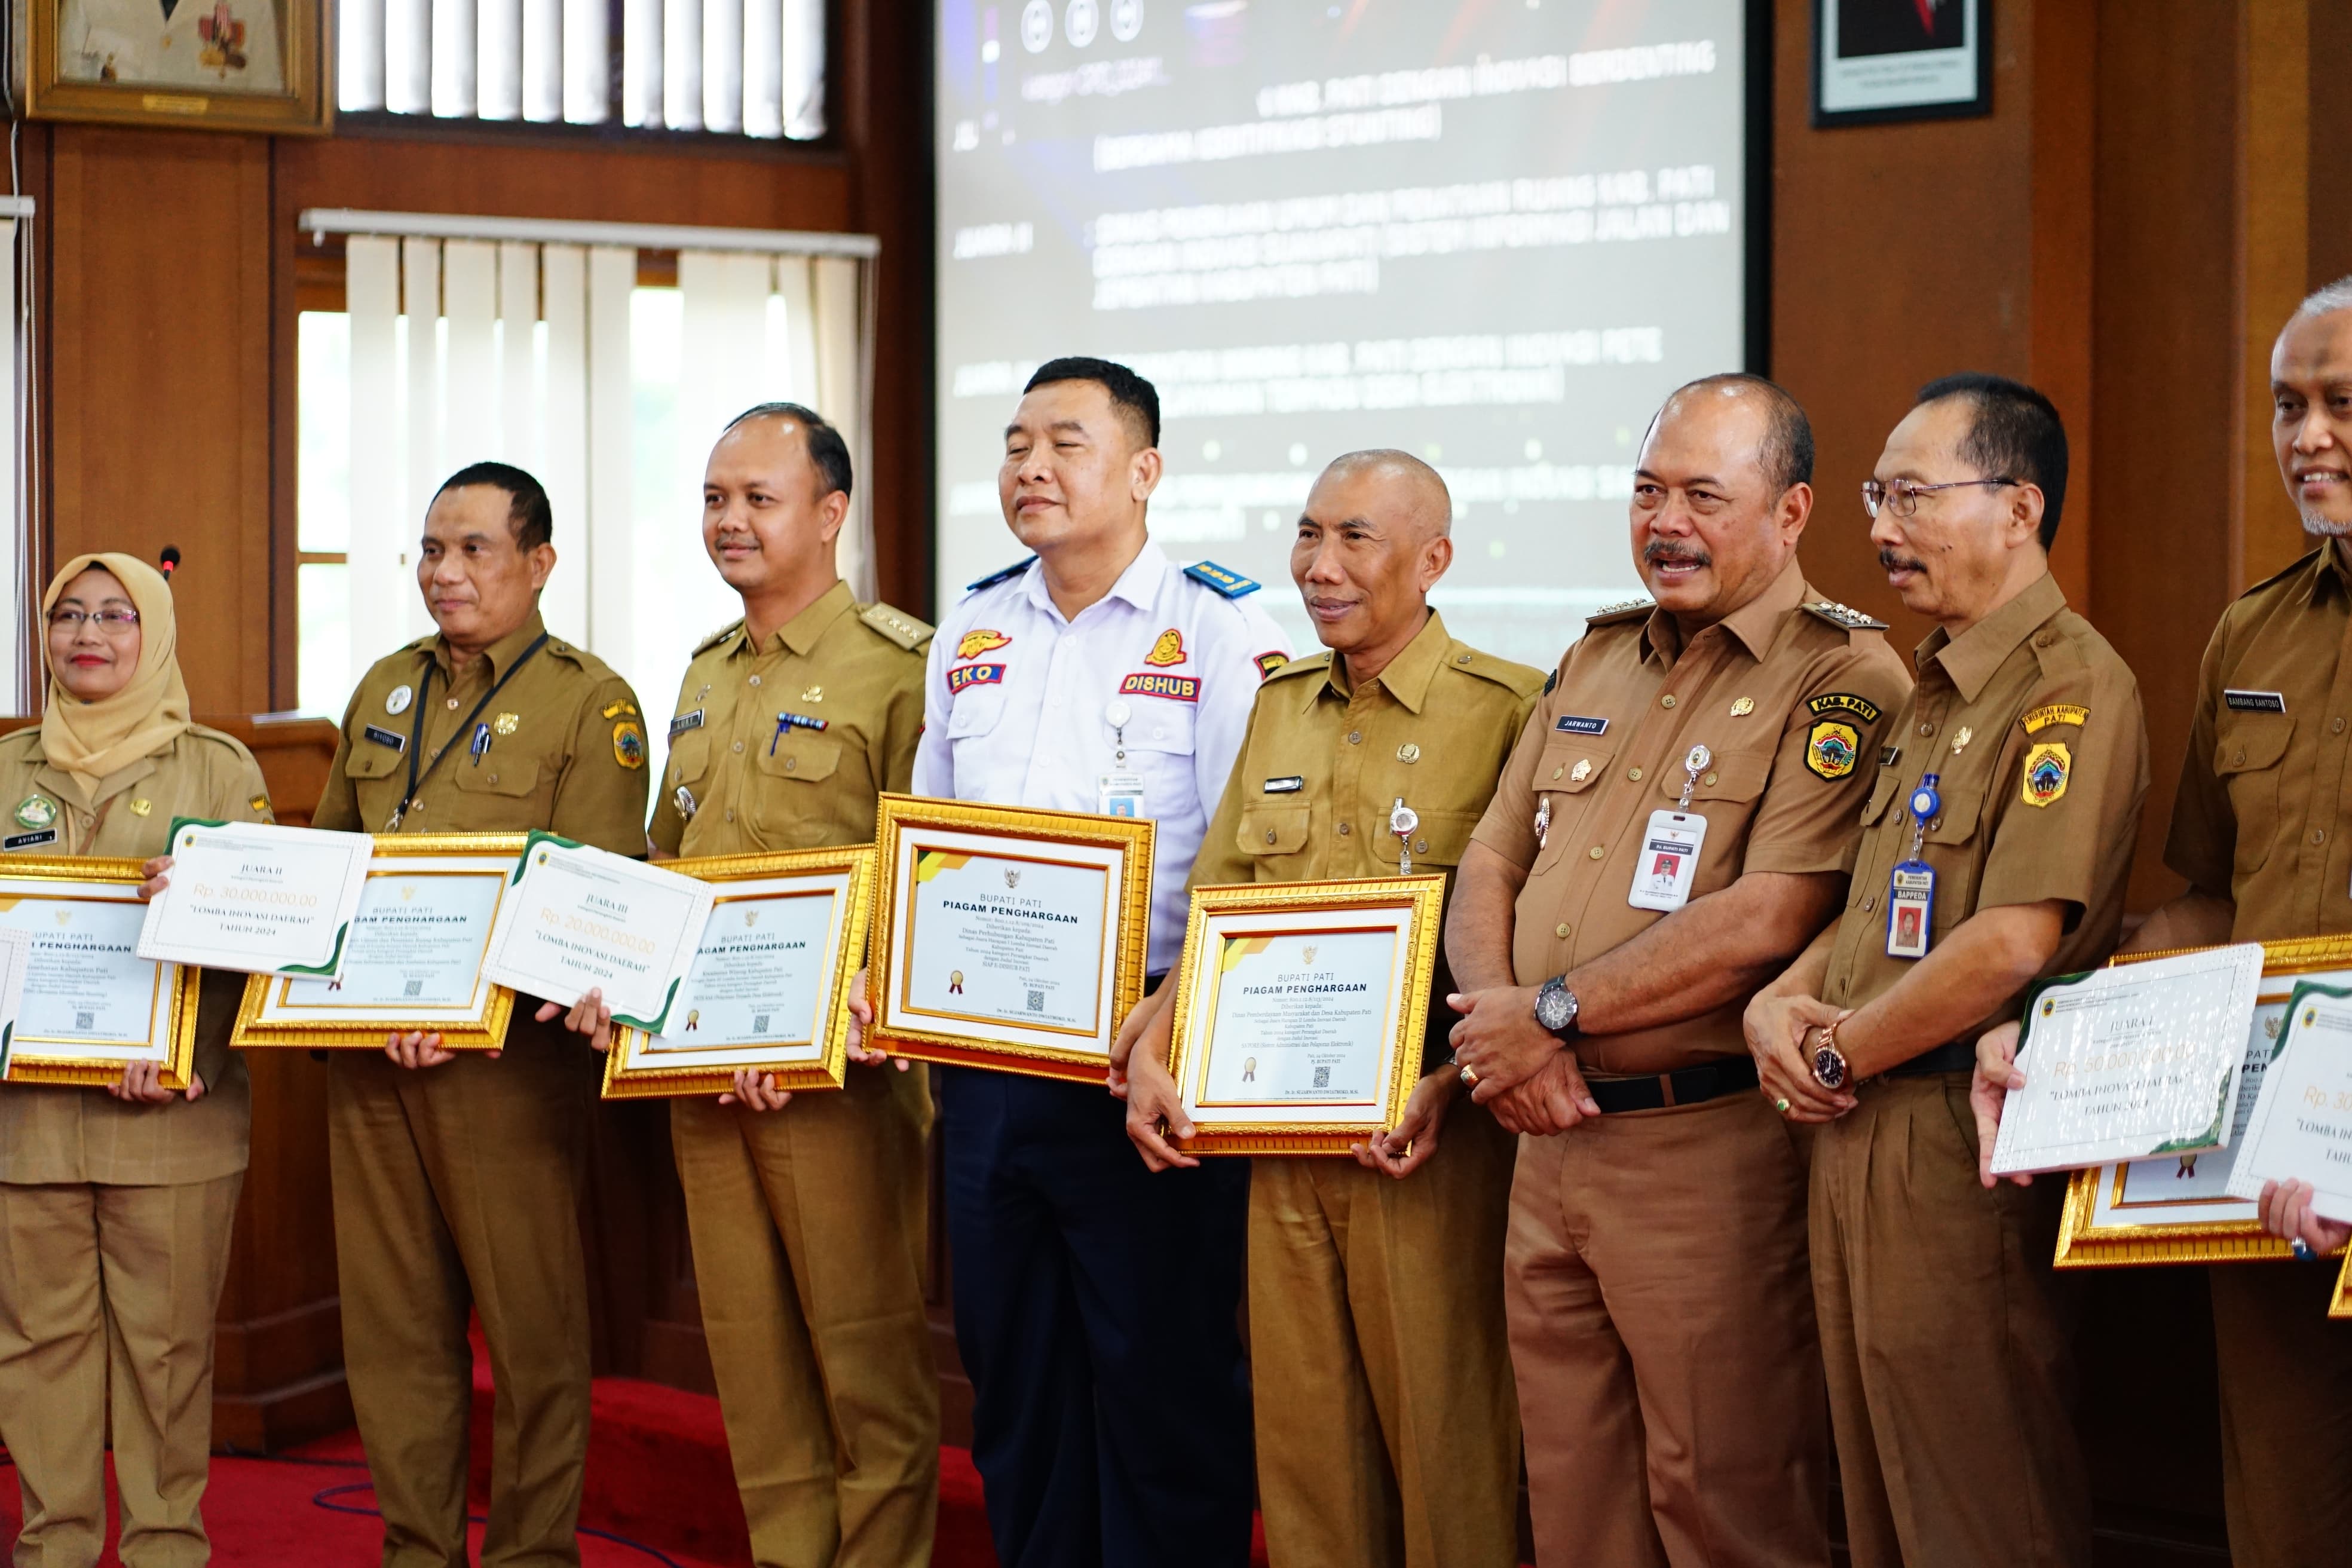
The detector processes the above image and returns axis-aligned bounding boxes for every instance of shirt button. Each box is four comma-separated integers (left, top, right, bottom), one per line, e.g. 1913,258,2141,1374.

486,773,498,785
1628,766,1644,782
724,808,736,823
2035,631,2057,648
1554,921,1571,939
446,697,460,710
1338,822,1351,835
1456,654,1472,666
2314,828,2328,845
2336,718,2347,735
1702,771,1719,786
411,801,425,814
1863,896,1876,911
733,741,745,753
1917,723,1935,737
1659,694,1677,709
1266,829,1277,844
1551,765,1564,781
1347,731,1363,745
785,758,798,773
1588,845,1605,860
2234,748,2246,765
749,675,762,687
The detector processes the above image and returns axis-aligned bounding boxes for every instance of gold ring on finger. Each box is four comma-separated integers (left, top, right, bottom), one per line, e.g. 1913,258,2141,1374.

1775,1097,1791,1114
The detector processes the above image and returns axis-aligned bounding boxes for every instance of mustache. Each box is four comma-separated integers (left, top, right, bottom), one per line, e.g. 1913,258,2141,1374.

1878,547,1927,574
1642,541,1711,568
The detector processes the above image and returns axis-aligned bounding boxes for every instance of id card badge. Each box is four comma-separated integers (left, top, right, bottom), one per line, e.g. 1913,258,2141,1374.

1885,863,1935,958
1098,771,1146,817
1628,810,1707,912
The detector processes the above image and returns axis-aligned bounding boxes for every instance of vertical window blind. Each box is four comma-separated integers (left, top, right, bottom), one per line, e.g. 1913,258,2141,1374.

339,0,827,138
1,198,31,712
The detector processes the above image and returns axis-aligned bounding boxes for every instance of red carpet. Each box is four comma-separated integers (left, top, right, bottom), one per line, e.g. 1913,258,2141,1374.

3,1336,1269,1565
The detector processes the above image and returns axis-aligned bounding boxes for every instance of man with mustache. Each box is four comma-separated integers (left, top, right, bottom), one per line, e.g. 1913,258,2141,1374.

1747,374,2146,1567
1447,375,1908,1566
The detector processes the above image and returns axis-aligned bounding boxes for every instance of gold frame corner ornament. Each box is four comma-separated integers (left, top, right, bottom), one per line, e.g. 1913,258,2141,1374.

1162,874,1447,1157
2053,934,2352,1269
599,843,877,1101
229,833,526,1052
20,0,335,134
867,793,1154,1083
0,855,200,1090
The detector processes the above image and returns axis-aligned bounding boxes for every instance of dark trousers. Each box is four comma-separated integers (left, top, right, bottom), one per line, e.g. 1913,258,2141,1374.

936,1065,1255,1568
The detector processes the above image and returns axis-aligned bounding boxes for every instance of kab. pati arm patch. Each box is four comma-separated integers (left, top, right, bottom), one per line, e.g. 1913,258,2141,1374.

613,721,648,770
1806,719,1861,780
1807,691,1882,724
2020,703,2089,734
2022,741,2071,807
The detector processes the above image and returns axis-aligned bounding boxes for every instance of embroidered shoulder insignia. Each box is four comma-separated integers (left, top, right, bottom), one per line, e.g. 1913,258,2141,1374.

1146,628,1186,666
1806,720,1861,780
957,628,1012,661
2021,703,2090,734
692,620,746,656
601,700,638,720
2022,742,2071,807
1802,600,1889,632
1184,560,1261,598
1586,599,1655,626
1807,691,1883,724
860,602,934,651
1254,651,1288,680
612,721,647,771
965,556,1038,593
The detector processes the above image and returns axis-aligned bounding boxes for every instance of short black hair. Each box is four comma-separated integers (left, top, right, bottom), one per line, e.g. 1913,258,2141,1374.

1658,373,1815,495
436,461,553,550
723,402,855,500
1915,373,2069,549
1024,356,1161,448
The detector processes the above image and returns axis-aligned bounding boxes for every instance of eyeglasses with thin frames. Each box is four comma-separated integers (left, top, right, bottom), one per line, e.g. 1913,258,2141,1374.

1861,476,2017,519
48,608,140,632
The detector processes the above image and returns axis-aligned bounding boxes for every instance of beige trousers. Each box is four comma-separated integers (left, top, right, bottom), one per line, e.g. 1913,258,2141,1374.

1247,1103,1521,1568
672,1063,939,1568
0,1173,243,1568
2210,1261,2352,1568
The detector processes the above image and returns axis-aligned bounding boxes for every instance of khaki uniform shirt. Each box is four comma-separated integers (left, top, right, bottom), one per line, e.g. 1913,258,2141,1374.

1824,573,2149,1032
1471,559,1913,1074
648,583,932,859
1190,611,1546,1070
2164,543,2352,941
0,724,272,1185
313,611,649,856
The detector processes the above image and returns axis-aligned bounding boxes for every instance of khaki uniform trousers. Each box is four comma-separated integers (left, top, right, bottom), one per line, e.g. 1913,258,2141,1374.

0,1173,242,1568
329,1028,596,1568
1248,1100,1520,1568
1506,1087,1827,1568
672,1064,939,1568
1811,1074,2088,1568
2210,1261,2352,1568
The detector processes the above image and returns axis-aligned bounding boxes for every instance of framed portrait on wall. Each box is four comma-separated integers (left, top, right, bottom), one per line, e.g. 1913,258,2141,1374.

15,0,332,133
1812,0,1990,127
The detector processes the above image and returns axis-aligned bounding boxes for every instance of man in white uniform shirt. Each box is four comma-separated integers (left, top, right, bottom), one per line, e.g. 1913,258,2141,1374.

912,357,1289,1568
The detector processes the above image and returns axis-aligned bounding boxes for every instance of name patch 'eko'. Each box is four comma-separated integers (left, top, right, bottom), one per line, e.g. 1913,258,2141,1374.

1554,715,1610,736
948,663,1007,694
1118,673,1200,702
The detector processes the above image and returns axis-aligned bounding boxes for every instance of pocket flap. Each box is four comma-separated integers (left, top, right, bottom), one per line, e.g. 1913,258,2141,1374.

1925,786,1982,844
343,742,402,780
1537,740,1613,794
1402,808,1479,867
2215,716,2295,774
757,734,843,784
1861,769,1901,826
947,689,1005,740
1241,804,1311,855
452,758,543,798
1658,750,1771,804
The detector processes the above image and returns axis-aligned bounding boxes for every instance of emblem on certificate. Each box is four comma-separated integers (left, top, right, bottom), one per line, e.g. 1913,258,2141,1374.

232,835,528,1052
1158,875,1446,1154
0,857,200,1089
1886,773,1940,959
868,794,1154,1082
601,845,875,1099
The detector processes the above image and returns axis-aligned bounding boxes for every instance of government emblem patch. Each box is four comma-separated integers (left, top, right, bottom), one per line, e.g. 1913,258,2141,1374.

2022,742,2071,807
1806,720,1860,780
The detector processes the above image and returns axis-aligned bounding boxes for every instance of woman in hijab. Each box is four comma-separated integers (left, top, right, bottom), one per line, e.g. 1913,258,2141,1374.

0,553,273,1567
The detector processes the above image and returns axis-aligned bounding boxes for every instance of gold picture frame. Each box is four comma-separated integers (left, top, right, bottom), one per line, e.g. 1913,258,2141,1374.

0,856,198,1089
231,834,523,1051
2054,933,2352,1269
1161,875,1446,1156
869,794,1153,1083
601,845,875,1100
17,0,332,134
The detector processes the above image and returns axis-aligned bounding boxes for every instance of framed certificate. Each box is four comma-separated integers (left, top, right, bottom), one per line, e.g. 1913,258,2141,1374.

869,794,1153,1082
480,833,716,1033
2056,935,2352,1269
231,835,523,1051
1162,876,1445,1155
0,857,199,1089
602,846,875,1100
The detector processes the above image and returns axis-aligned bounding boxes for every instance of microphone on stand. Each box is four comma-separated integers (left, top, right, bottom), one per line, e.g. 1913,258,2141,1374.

159,546,181,583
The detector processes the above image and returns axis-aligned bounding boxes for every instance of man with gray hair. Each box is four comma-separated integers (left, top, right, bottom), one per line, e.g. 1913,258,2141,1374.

2065,279,2352,1566
1116,449,1545,1567
1446,375,1910,1564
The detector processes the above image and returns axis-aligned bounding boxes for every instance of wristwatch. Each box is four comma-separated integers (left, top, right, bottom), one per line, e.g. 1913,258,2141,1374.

1533,975,1580,1040
1809,1019,1849,1091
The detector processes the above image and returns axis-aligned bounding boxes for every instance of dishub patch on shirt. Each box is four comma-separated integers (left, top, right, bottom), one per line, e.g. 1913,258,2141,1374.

1119,672,1199,702
948,663,1007,693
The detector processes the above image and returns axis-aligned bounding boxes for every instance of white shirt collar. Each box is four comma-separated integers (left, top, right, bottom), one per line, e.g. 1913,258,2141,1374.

1020,537,1171,621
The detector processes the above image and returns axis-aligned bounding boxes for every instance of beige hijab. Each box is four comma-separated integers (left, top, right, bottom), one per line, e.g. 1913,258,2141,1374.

38,552,191,792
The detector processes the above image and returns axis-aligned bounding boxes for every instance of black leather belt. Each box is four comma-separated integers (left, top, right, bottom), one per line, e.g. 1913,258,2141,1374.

1585,1055,1760,1114
1887,1040,1977,1077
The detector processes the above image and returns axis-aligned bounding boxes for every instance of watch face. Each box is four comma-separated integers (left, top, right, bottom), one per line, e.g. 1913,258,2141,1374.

1812,1044,1846,1090
1536,985,1572,1031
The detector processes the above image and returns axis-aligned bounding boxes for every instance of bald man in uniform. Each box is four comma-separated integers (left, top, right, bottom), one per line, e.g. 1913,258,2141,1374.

1119,451,1543,1568
1447,375,1910,1567
316,462,648,1568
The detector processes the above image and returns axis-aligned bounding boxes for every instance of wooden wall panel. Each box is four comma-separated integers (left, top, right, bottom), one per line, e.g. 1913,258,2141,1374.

47,129,275,716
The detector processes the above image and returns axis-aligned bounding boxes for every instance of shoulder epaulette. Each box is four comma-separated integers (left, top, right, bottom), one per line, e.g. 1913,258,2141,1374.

692,619,746,657
1802,600,1889,632
966,556,1037,593
1184,559,1262,598
1261,649,1333,682
1585,598,1655,626
1447,645,1549,699
2242,546,2327,601
859,602,934,651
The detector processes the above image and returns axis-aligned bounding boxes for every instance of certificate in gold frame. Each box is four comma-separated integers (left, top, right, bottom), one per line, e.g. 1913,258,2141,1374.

0,856,198,1089
2054,934,2352,1269
869,794,1153,1083
1161,875,1446,1156
601,845,875,1100
231,834,523,1051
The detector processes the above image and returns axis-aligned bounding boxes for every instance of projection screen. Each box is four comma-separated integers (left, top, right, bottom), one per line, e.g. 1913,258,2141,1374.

934,0,1751,666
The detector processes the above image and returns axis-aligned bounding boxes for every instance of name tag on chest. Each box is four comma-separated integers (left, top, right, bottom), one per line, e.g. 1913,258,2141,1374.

363,724,408,752
2223,689,2286,713
1627,810,1706,912
3,828,58,852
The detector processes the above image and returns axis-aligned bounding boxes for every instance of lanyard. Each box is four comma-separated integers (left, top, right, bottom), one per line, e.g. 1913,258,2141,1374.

388,632,550,831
